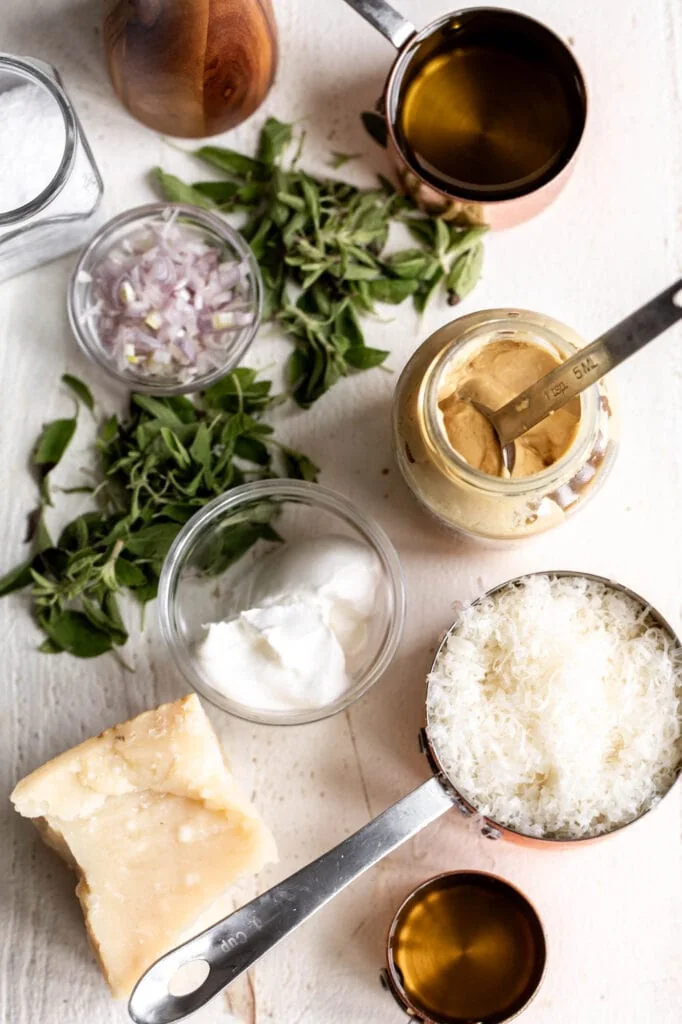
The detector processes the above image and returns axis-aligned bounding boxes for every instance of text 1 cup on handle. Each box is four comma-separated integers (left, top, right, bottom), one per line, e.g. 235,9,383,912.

128,776,454,1024
339,0,416,48
489,279,682,449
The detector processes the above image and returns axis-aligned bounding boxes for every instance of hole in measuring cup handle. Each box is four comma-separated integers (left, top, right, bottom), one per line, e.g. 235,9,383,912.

168,960,210,997
128,932,220,1024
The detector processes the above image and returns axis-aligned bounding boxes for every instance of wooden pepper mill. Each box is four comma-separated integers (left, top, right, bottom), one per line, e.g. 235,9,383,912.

103,0,278,138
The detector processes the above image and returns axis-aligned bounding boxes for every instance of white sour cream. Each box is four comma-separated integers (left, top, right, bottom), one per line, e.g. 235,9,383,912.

196,535,381,712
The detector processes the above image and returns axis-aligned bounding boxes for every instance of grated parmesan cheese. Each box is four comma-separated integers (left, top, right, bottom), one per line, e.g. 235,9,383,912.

426,575,682,839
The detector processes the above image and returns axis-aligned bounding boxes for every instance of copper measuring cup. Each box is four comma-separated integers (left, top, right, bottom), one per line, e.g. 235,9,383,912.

128,572,681,1024
381,871,547,1023
341,2,587,228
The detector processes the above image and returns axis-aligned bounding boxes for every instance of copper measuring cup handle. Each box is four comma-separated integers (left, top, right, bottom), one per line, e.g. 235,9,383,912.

340,0,416,48
128,777,454,1024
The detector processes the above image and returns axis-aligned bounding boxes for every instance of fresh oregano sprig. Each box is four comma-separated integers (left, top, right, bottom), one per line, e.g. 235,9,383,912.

0,370,317,659
153,116,488,408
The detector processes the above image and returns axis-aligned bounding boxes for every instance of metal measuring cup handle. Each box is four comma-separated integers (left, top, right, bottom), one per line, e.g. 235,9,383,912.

128,777,454,1024
340,0,416,48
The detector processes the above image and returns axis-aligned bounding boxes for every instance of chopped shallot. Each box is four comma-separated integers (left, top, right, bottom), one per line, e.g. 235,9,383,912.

87,220,255,384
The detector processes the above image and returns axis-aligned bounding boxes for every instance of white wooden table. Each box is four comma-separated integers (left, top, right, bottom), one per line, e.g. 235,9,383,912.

2,1,682,1022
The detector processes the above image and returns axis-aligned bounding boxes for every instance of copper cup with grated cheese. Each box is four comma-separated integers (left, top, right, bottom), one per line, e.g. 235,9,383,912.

425,572,682,844
393,309,618,543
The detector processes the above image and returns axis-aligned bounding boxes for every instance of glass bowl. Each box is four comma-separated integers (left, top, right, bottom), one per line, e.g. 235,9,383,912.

158,479,406,725
67,202,262,395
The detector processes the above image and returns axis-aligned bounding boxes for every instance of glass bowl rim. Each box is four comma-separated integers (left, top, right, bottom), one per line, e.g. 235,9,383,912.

66,201,263,396
158,478,407,725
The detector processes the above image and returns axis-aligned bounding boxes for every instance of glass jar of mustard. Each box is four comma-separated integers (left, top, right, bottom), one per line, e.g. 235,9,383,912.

392,309,618,542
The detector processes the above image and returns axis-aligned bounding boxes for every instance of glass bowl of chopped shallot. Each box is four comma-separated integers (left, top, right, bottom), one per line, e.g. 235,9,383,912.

67,202,262,394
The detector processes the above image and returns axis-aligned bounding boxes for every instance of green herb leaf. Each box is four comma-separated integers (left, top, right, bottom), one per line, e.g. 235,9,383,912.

366,278,419,304
62,374,94,413
447,242,485,304
334,302,364,348
281,448,319,481
361,111,388,148
189,423,212,468
81,595,128,646
194,146,267,180
257,117,294,166
448,224,490,259
99,414,118,446
38,638,62,654
39,609,114,658
329,152,361,169
345,346,390,369
125,523,181,563
132,394,186,429
33,418,77,475
435,218,450,256
115,557,147,588
160,427,192,468
152,168,216,209
234,435,270,465
191,181,263,208
203,369,274,414
35,511,53,553
24,507,52,549
207,522,276,575
413,267,444,313
385,249,433,279
0,560,34,596
404,218,437,247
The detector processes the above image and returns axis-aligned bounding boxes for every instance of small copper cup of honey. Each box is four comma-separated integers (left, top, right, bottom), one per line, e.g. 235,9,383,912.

343,2,587,228
382,871,546,1024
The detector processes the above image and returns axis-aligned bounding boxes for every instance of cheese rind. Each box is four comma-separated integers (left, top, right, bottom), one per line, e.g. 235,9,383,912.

11,694,277,997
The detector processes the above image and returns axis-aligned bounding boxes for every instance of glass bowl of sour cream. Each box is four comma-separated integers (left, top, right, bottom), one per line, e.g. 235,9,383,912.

158,479,406,724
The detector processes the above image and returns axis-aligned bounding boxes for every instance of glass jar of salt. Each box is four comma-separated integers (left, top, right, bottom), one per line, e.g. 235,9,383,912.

0,54,104,282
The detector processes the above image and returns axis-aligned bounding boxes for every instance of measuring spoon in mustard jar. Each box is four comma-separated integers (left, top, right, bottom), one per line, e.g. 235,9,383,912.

474,279,682,472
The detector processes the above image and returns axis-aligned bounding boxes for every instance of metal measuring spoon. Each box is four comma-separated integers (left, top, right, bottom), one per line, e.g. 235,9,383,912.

474,280,682,473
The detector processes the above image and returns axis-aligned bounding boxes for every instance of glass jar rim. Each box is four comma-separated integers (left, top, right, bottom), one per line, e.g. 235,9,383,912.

421,309,601,496
0,54,78,226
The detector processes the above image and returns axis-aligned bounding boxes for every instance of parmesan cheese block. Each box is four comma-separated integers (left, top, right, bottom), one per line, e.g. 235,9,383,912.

10,694,277,998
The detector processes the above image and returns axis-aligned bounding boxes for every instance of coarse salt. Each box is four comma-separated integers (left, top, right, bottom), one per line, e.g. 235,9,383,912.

0,72,103,280
0,82,66,216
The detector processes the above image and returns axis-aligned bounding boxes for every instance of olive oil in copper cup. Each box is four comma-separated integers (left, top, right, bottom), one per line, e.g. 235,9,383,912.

342,3,587,228
382,871,547,1024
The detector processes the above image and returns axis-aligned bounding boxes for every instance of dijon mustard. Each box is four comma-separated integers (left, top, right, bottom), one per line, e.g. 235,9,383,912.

392,309,618,542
